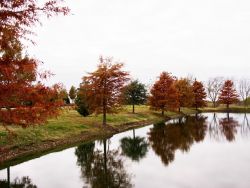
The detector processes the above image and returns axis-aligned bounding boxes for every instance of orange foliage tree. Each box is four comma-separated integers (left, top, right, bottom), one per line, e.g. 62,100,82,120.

218,80,239,109
175,78,194,112
192,80,207,110
149,72,179,115
79,56,129,126
0,1,69,128
0,38,64,128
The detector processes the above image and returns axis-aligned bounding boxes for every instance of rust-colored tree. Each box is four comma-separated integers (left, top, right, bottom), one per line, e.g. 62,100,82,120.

149,72,179,115
192,80,207,110
0,1,69,129
79,56,129,126
175,78,194,112
0,45,64,128
218,80,239,109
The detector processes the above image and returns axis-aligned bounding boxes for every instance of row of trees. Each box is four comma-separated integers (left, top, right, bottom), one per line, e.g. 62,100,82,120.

207,77,250,108
75,57,243,126
149,72,207,115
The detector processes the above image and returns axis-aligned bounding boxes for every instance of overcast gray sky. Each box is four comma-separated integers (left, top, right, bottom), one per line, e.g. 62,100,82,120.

28,0,250,89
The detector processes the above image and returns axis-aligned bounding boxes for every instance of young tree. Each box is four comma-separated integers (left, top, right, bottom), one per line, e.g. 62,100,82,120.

80,56,129,126
0,1,69,128
219,80,239,109
149,72,179,115
238,78,250,107
175,78,194,112
69,86,77,103
75,84,91,117
207,77,224,107
123,80,147,113
192,80,207,110
59,88,70,105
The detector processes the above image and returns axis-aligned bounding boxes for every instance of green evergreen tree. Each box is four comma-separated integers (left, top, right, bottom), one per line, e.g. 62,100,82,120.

123,80,147,113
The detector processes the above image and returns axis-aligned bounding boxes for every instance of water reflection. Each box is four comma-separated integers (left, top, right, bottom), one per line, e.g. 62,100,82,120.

0,167,37,188
241,113,250,138
120,129,149,162
148,115,208,166
1,113,250,188
208,113,248,142
149,113,250,167
219,113,239,142
75,139,132,188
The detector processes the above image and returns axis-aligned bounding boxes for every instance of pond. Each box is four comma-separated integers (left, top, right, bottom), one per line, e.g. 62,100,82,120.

0,113,250,188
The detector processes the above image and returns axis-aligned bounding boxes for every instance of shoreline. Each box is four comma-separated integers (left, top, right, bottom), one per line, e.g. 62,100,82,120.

0,116,172,169
0,107,249,169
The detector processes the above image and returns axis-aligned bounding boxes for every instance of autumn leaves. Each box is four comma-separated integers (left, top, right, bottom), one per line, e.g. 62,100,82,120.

149,73,206,115
0,1,69,127
78,57,129,126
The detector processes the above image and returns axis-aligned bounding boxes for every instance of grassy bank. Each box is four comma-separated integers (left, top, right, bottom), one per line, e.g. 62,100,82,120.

0,106,196,165
200,106,250,113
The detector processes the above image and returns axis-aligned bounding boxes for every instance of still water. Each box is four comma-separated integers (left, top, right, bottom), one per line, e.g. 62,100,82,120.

0,113,250,188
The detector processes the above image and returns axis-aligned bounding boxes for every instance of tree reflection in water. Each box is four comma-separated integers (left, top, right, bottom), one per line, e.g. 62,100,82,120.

241,113,250,138
148,115,207,166
209,113,242,142
75,139,132,188
120,129,149,162
0,167,37,188
219,113,239,141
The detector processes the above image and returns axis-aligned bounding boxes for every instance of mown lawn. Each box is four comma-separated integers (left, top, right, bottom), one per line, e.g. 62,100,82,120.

0,105,186,148
201,105,250,113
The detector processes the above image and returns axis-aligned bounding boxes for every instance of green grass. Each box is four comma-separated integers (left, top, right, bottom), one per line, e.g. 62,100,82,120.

201,105,250,113
0,105,188,149
2,104,248,150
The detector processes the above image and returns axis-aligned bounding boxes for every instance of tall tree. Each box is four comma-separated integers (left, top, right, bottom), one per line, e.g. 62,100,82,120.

175,78,194,112
123,80,147,113
218,80,239,109
69,86,77,103
149,72,179,115
206,77,224,108
192,80,207,110
0,1,69,128
80,56,129,126
238,78,250,107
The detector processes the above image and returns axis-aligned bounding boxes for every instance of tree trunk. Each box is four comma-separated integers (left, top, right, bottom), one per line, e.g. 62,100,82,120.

103,100,107,126
132,104,135,114
213,101,216,108
133,129,135,139
162,109,164,116
178,107,181,112
227,103,229,112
